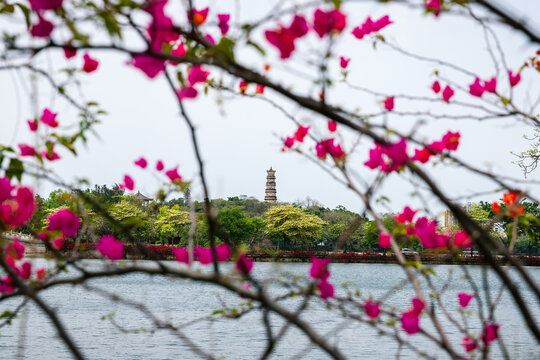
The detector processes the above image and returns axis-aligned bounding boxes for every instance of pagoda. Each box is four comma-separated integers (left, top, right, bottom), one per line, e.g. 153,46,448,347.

264,167,277,203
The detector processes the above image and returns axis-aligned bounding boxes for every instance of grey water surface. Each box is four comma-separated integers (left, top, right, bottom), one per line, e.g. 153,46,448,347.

0,260,538,359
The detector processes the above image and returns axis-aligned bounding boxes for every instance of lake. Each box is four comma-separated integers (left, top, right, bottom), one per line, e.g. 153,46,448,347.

0,260,538,359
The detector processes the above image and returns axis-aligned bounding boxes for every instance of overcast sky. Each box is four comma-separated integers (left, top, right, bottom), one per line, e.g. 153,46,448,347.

1,0,539,217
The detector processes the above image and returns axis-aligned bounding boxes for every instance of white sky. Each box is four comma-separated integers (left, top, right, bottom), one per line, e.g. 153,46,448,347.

1,0,539,217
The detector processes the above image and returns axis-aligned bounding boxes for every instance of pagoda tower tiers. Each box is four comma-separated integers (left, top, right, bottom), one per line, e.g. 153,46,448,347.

264,167,277,203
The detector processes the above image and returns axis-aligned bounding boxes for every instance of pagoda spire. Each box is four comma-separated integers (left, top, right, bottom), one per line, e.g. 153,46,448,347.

264,167,277,203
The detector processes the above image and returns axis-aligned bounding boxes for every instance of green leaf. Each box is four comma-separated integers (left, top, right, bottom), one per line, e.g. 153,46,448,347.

0,4,15,14
331,0,342,9
101,11,122,39
176,71,186,86
6,158,24,181
0,310,14,319
501,97,510,106
403,261,421,269
15,3,31,29
213,37,236,63
246,40,266,56
212,310,225,316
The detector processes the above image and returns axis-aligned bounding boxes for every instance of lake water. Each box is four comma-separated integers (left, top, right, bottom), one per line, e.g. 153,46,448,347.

0,260,538,359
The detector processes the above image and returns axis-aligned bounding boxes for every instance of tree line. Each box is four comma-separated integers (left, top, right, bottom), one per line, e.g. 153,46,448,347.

19,185,539,255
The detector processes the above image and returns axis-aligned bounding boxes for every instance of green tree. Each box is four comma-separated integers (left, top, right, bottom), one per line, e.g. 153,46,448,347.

264,205,325,249
216,207,257,246
154,205,191,244
468,203,490,225
109,198,152,242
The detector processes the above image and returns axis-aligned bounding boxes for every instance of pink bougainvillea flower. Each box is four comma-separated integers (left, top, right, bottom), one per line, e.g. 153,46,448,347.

427,140,445,154
284,136,295,148
217,13,230,35
195,246,212,265
130,55,166,79
412,148,431,164
469,77,485,97
339,56,350,69
0,276,16,294
425,0,442,17
328,120,337,132
442,131,460,151
372,15,392,31
431,80,441,93
52,236,64,249
41,108,59,128
484,77,497,93
352,15,392,39
30,15,54,38
482,323,500,346
176,86,198,101
318,139,345,159
122,175,135,191
47,208,81,238
288,15,309,38
395,206,418,224
310,256,330,281
188,7,209,26
508,70,521,87
378,232,391,248
172,247,189,264
29,0,63,10
255,84,265,94
156,160,164,171
40,147,61,161
15,261,33,280
415,217,442,248
27,119,39,132
18,144,36,157
63,44,77,59
383,96,394,111
4,237,25,260
204,34,215,45
294,125,310,142
454,230,472,248
364,300,380,319
36,267,47,281
458,292,475,308
239,80,249,94
169,42,186,64
235,253,254,274
462,337,477,352
96,235,124,260
82,53,99,73
412,297,425,315
315,143,327,159
187,65,210,85
377,138,408,172
401,310,420,334
364,145,383,169
0,187,35,228
215,243,231,261
442,85,454,102
317,279,334,300
313,8,347,38
265,15,308,59
165,167,182,183
0,177,13,204
144,0,179,52
134,157,148,169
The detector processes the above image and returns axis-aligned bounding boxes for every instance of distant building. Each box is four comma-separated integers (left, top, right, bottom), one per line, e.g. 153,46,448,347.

264,167,277,203
441,209,456,229
440,203,477,229
130,191,153,205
